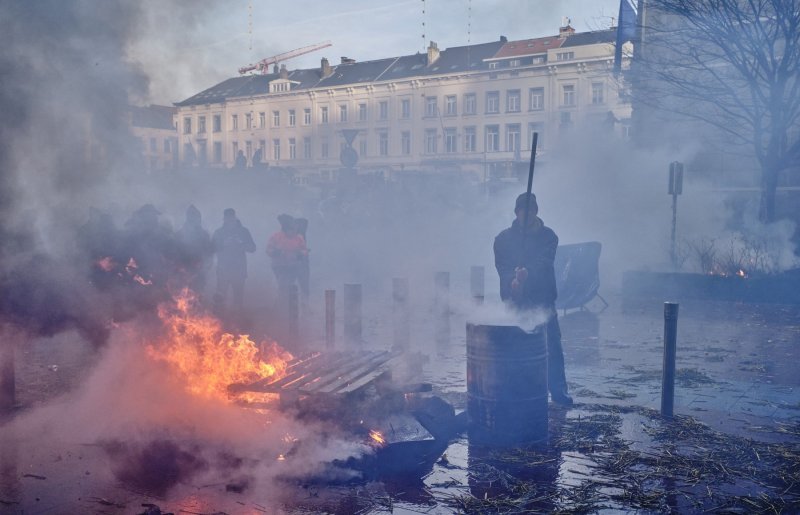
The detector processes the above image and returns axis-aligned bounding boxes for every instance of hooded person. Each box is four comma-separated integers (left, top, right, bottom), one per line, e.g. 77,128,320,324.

211,208,256,314
176,204,213,295
493,192,573,406
266,214,308,303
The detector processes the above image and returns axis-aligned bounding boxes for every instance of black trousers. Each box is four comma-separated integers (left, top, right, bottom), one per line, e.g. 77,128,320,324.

545,308,569,395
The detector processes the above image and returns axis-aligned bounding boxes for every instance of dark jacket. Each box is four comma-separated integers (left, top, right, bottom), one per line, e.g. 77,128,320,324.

212,220,256,280
494,217,558,308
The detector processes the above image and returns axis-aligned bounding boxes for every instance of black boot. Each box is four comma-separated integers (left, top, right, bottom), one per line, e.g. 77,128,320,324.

547,311,574,406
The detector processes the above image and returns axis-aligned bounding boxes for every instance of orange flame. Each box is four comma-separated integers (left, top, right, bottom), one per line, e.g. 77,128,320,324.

146,290,292,401
369,430,386,446
96,256,115,272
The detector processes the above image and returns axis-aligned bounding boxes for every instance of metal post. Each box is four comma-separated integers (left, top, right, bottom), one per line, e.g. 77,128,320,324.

325,289,335,349
470,265,485,305
392,278,410,351
669,161,683,269
344,283,362,347
0,340,14,411
661,302,679,417
435,272,450,345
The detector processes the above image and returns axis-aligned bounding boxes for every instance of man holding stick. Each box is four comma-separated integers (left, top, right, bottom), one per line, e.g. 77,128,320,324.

493,133,573,406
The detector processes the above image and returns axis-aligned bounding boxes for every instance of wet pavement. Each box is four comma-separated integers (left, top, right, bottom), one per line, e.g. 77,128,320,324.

1,291,799,513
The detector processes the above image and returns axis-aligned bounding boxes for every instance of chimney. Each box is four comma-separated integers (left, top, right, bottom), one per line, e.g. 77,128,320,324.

426,41,440,66
499,35,507,43
340,56,356,64
321,57,332,77
280,63,289,79
559,18,575,38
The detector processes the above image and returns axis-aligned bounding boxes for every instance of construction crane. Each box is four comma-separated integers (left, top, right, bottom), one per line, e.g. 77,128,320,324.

238,41,332,75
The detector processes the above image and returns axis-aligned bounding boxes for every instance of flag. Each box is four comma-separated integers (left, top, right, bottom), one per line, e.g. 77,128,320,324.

614,0,638,74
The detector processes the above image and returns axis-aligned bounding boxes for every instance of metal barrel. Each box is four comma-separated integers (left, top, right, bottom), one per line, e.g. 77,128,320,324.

467,323,548,445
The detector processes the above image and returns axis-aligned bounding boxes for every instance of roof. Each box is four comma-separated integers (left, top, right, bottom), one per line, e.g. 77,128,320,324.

130,105,175,130
175,31,611,107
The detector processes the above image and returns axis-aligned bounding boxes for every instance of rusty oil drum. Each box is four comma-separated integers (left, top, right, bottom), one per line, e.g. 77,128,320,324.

466,323,548,445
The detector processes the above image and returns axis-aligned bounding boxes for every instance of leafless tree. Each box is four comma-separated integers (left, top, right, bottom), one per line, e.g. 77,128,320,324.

633,0,800,222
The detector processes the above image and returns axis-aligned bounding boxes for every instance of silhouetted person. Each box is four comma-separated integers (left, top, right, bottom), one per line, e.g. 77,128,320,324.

77,207,119,289
266,214,308,304
295,217,310,300
252,147,263,169
212,208,256,314
176,204,213,295
234,149,247,170
122,203,173,288
494,193,573,406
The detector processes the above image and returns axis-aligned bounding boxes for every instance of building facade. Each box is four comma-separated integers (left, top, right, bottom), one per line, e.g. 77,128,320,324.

130,105,178,172
174,25,631,180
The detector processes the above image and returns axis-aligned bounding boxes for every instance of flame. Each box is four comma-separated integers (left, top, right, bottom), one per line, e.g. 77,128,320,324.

96,256,115,272
146,290,292,401
736,269,747,278
369,430,386,446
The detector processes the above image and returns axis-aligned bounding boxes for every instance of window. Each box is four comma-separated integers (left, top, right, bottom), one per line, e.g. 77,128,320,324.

489,62,498,69
321,137,329,158
506,124,521,152
528,123,545,149
425,129,437,153
401,131,411,155
506,90,521,112
486,91,500,114
246,140,252,160
303,137,311,159
556,51,574,61
232,141,238,157
339,104,347,122
425,96,438,117
320,106,329,124
303,108,311,125
245,113,252,129
485,125,500,152
592,82,604,104
510,59,521,67
148,137,156,152
198,116,206,134
259,139,266,155
445,95,457,116
401,98,411,119
378,130,389,156
560,111,572,129
231,114,238,131
464,126,476,152
197,141,207,164
213,114,221,132
378,100,388,120
273,139,280,160
288,138,296,159
288,109,296,127
464,93,476,115
183,117,192,134
529,88,545,111
444,128,457,153
213,142,222,163
562,84,576,106
259,112,266,129
358,103,367,121
272,110,280,127
359,138,367,157
164,139,171,153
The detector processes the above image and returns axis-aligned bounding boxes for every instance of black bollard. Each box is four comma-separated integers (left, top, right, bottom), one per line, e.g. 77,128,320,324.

661,302,679,417
325,289,335,349
470,265,485,305
393,278,410,351
344,283,362,347
434,272,450,345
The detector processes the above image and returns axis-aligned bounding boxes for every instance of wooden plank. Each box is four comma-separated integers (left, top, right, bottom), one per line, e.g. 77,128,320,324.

231,352,343,393
310,352,400,394
298,351,390,394
334,354,405,394
260,352,354,391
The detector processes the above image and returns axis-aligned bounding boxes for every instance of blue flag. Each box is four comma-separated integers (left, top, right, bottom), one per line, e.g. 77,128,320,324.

614,0,638,74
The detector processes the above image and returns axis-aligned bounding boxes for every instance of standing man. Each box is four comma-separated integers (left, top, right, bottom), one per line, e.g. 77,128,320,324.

494,192,573,406
266,214,308,303
212,208,256,315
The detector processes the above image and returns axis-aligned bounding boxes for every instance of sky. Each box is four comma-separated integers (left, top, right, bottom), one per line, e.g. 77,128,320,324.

130,0,621,105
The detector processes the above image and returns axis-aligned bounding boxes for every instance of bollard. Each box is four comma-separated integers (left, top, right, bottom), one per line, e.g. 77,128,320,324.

344,283,362,346
325,289,336,349
434,272,450,345
288,284,299,348
392,278,410,351
661,302,679,417
0,341,14,411
470,265,485,305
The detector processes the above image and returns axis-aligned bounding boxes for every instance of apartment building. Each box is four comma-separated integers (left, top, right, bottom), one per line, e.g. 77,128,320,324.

174,25,631,180
130,105,178,172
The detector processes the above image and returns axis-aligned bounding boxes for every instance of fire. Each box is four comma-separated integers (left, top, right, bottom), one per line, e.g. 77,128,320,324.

146,290,292,401
369,430,386,446
96,256,115,272
737,269,747,278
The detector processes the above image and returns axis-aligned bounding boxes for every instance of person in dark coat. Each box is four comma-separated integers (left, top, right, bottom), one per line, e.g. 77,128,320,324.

266,214,308,302
212,208,256,313
493,192,573,406
121,203,173,288
176,204,213,295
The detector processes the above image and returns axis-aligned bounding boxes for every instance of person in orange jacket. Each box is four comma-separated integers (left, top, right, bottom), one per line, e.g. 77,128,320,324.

266,214,308,302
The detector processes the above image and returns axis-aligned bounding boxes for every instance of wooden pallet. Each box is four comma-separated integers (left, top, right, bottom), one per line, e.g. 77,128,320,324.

229,350,404,396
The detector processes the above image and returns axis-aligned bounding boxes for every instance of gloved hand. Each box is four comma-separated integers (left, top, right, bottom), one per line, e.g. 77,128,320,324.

511,267,528,290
